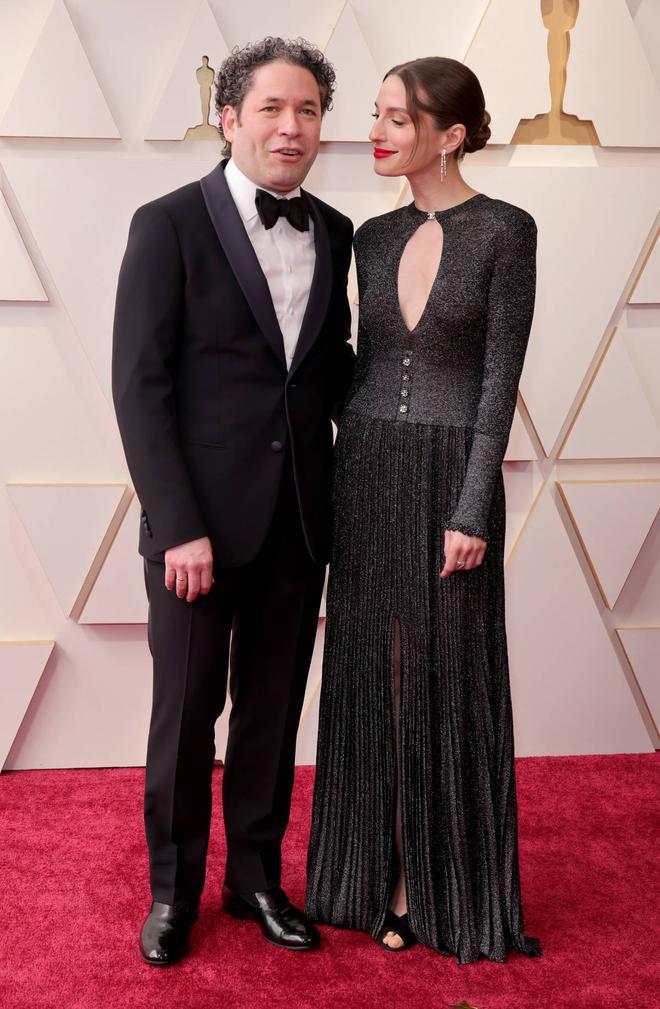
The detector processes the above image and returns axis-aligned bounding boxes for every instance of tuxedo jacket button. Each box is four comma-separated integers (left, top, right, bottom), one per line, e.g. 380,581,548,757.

271,440,283,452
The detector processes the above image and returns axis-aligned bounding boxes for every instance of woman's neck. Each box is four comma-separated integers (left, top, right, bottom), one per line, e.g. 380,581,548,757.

407,163,477,213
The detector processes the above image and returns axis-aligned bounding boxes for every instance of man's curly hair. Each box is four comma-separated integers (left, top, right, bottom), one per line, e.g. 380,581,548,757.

215,37,336,156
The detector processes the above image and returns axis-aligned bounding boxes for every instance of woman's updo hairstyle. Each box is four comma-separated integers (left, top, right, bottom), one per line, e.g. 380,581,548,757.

385,56,491,160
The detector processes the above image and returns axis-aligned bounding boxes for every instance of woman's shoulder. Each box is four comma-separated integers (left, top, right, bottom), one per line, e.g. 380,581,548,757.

478,195,537,240
353,206,410,248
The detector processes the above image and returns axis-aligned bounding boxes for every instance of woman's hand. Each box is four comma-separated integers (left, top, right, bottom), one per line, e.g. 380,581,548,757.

439,529,487,578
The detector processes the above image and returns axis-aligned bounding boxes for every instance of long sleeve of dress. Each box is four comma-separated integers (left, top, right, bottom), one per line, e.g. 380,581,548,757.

445,211,537,541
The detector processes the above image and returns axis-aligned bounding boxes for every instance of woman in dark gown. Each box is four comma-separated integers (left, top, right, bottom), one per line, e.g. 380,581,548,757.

305,57,542,963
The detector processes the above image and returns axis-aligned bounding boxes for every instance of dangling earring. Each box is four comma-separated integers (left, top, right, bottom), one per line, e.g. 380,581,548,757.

440,147,447,182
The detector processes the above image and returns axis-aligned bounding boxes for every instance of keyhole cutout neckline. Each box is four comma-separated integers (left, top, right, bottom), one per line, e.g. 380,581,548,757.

397,192,487,335
397,218,444,335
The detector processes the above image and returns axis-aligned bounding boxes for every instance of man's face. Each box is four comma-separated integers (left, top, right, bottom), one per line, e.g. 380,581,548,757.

222,60,323,194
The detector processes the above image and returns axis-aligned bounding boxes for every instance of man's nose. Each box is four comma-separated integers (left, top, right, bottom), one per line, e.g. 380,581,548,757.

278,110,300,135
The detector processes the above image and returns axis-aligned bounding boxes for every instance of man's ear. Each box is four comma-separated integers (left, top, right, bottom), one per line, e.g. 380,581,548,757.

222,104,237,143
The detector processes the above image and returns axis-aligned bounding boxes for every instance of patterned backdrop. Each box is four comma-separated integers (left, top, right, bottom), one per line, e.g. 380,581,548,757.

0,0,658,769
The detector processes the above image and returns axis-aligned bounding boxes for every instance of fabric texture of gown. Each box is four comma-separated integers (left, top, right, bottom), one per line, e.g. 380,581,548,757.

305,193,542,964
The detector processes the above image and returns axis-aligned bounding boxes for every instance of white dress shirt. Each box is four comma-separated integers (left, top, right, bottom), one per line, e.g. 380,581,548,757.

224,158,316,370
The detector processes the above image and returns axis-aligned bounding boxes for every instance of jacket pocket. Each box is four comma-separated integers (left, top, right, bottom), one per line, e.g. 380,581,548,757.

180,440,228,449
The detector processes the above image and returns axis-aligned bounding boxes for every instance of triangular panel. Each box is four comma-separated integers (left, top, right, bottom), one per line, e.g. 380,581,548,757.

559,480,660,608
0,0,119,139
2,157,219,405
0,191,47,301
503,461,544,565
564,0,660,148
0,326,113,477
295,620,325,765
463,0,549,145
0,641,54,769
318,569,328,619
617,628,660,734
79,496,148,624
505,489,652,754
322,3,382,143
504,406,538,461
629,232,659,304
561,328,660,458
146,0,228,141
7,484,131,619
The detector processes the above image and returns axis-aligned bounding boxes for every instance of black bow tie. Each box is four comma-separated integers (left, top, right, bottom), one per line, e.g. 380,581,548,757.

255,189,309,232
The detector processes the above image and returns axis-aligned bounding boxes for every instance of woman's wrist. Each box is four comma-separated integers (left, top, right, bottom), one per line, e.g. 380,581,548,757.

444,519,489,543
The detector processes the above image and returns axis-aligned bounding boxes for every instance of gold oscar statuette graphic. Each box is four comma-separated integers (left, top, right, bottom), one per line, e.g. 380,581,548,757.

449,1002,480,1009
184,55,220,140
512,0,599,144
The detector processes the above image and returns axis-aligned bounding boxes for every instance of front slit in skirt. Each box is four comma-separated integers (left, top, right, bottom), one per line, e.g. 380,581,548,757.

305,409,542,964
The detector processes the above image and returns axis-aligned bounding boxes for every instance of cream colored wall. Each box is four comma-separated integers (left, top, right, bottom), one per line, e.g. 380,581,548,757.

1,0,658,769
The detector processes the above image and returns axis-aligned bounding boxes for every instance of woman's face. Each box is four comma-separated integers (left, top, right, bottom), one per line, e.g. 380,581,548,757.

368,73,455,178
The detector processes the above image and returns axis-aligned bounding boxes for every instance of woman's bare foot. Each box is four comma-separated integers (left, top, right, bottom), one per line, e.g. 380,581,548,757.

382,872,407,949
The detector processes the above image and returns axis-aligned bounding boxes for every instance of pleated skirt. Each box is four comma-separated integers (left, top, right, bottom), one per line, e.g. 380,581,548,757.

305,408,542,964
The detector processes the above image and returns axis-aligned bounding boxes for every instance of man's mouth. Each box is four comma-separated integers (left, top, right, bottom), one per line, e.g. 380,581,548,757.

374,148,397,159
272,148,304,159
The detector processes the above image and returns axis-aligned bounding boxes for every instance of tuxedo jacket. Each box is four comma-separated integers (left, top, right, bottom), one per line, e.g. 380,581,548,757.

111,159,355,567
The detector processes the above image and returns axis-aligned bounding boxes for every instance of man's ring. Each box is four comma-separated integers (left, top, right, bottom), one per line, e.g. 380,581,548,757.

456,560,465,569
176,575,187,582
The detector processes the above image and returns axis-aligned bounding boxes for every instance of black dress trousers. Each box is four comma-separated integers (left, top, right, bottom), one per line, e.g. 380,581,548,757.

143,451,325,904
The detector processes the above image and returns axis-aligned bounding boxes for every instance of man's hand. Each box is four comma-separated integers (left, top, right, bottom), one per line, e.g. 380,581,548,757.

164,536,214,603
439,529,487,578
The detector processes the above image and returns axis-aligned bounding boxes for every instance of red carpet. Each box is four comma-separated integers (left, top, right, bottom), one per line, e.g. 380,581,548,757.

0,755,657,1009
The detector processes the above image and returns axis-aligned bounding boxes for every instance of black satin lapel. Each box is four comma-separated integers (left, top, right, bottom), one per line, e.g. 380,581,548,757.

289,193,332,377
199,161,286,369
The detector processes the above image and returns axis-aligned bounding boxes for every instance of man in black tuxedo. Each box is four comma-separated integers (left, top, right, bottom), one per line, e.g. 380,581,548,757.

112,38,354,965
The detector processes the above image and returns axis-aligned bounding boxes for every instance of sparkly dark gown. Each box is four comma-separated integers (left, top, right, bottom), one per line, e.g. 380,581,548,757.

305,194,542,964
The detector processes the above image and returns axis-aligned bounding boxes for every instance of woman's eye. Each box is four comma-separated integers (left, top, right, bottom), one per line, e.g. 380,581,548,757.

392,119,404,126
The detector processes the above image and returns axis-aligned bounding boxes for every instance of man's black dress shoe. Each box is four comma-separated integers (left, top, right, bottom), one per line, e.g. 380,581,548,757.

222,885,320,951
139,899,199,966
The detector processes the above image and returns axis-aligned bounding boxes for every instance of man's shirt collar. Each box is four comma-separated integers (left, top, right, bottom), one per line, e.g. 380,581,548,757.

225,157,302,225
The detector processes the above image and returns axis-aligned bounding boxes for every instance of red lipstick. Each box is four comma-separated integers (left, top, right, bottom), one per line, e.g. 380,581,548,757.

374,148,397,159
